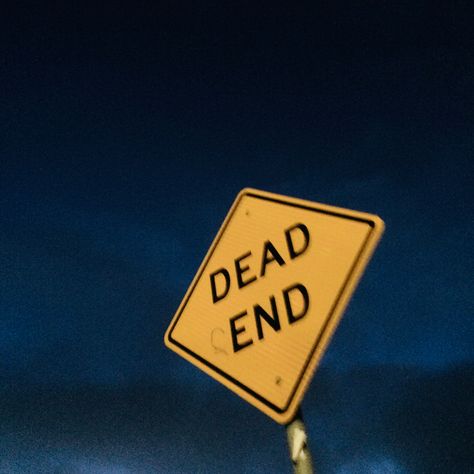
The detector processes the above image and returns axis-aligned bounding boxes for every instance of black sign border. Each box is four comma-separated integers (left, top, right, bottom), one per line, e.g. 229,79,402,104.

167,190,377,416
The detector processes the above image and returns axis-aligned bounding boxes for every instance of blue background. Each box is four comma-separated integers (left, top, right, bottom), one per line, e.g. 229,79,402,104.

1,2,472,473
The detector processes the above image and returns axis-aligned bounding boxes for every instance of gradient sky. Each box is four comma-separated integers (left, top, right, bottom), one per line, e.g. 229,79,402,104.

1,2,473,473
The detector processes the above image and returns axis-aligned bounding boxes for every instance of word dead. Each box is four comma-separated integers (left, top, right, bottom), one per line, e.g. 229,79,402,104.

209,222,310,303
208,222,312,353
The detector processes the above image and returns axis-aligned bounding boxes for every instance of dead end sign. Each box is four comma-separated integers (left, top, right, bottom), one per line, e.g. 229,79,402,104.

164,188,384,424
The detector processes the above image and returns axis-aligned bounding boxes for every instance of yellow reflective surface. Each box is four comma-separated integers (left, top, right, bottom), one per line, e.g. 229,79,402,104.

164,188,384,424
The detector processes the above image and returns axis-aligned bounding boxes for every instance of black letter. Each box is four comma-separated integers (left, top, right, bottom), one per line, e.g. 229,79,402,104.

235,251,257,289
254,295,281,340
210,268,231,303
230,310,253,352
260,240,286,277
283,283,310,324
285,223,310,259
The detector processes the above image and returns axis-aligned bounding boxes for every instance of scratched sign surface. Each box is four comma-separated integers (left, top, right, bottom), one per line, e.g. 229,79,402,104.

164,188,384,424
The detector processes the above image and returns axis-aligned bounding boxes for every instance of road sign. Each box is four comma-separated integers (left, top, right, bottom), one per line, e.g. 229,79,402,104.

164,188,384,424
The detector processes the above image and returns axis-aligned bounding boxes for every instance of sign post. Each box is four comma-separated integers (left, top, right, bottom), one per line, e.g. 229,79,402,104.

286,410,314,474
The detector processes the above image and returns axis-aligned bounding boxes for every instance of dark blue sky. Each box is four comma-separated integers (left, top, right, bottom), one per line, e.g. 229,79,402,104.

1,2,473,473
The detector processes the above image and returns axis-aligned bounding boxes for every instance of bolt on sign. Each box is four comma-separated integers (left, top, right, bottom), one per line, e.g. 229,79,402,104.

164,188,384,424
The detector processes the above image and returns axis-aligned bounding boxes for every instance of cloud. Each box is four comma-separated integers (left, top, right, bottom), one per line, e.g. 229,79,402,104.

336,456,407,474
1,365,472,473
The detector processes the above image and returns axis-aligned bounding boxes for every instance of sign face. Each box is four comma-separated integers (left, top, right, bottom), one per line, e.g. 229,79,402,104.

164,188,384,424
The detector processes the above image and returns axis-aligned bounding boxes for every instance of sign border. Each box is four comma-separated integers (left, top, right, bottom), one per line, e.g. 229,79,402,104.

164,188,384,423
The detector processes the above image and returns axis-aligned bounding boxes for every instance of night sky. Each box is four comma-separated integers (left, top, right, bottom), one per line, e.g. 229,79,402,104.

1,2,473,473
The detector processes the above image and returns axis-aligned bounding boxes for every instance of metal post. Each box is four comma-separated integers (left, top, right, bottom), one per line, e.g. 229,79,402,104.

286,409,314,474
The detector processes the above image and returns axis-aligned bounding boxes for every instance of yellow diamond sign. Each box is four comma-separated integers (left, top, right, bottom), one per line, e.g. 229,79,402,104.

164,188,384,424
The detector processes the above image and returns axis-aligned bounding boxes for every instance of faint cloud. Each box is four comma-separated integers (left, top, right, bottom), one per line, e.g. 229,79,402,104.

337,456,408,474
0,450,136,474
72,459,133,474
